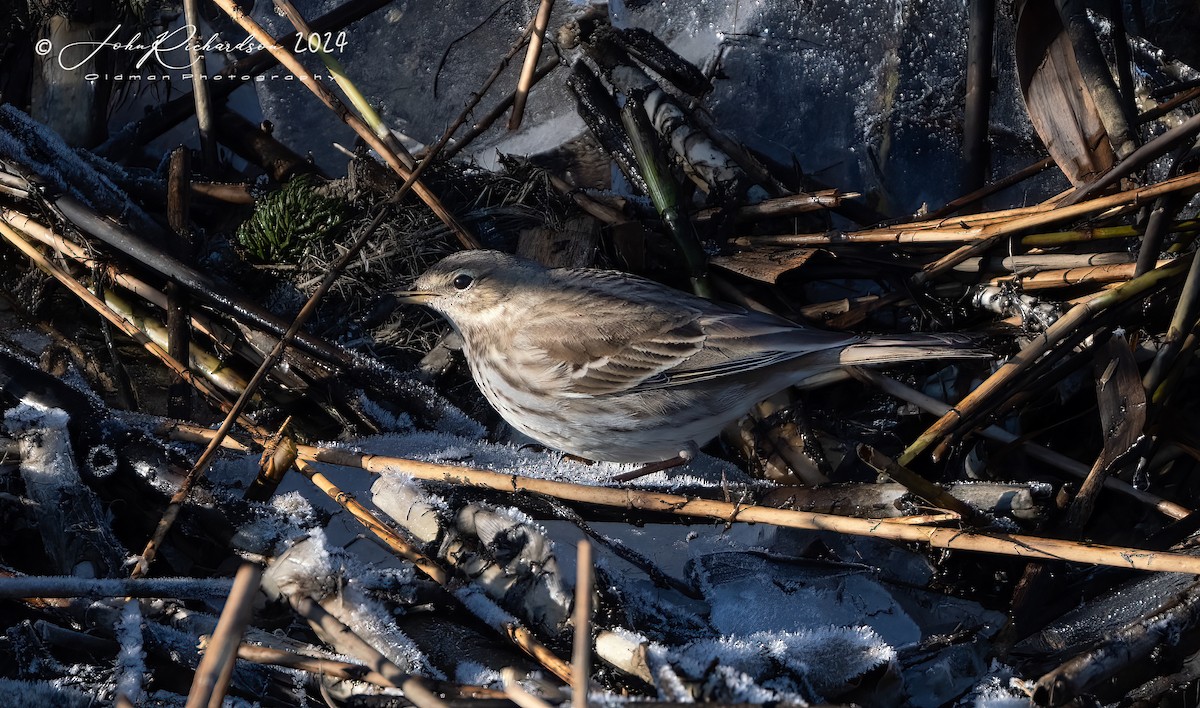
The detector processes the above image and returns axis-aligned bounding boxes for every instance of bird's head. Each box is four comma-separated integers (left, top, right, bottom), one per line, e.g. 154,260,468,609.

395,250,542,330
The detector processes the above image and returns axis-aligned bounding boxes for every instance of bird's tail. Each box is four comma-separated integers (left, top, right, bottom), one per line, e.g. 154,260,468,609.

837,333,990,367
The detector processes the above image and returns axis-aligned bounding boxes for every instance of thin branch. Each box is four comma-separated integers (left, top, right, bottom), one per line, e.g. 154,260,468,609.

440,59,559,163
294,459,449,584
314,445,1200,573
1060,112,1200,207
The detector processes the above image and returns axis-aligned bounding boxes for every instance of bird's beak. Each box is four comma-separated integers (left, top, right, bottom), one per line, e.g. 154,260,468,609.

393,290,437,305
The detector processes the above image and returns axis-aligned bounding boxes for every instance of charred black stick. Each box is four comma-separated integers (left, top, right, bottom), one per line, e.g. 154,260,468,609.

962,0,994,196
166,148,194,420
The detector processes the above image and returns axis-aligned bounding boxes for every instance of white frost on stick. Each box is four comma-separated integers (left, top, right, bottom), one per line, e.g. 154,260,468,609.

3,397,122,577
264,530,440,678
0,105,156,233
4,399,74,481
644,626,897,704
113,600,146,704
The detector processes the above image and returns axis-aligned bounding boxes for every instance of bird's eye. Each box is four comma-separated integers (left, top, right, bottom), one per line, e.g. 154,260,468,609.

452,273,474,290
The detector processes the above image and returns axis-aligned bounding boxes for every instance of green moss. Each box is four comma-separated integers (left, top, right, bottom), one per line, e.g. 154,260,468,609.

236,175,347,263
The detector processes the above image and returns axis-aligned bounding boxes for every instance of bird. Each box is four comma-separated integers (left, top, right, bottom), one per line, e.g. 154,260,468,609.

396,250,985,470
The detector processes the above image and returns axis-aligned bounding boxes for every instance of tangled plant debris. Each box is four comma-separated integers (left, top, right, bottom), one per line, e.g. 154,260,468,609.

1,1,1200,706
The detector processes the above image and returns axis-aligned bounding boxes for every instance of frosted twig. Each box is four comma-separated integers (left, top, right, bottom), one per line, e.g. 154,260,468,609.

293,459,573,683
0,576,233,599
286,592,449,708
294,459,448,583
163,424,1200,574
233,643,505,697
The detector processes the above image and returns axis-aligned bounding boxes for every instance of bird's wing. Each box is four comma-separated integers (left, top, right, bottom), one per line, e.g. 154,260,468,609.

632,309,858,390
522,271,856,396
525,291,709,396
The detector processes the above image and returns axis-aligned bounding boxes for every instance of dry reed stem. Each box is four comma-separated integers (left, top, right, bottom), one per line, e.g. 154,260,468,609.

916,172,1200,284
441,59,558,162
1022,219,1200,247
244,422,297,502
877,512,963,525
749,170,1200,251
546,173,627,225
708,189,852,224
128,172,435,576
291,446,1200,574
572,540,593,708
995,261,1167,290
416,26,535,166
165,423,1200,573
163,424,573,683
294,459,449,584
293,457,573,683
233,643,504,697
858,445,980,523
927,156,1056,219
398,678,451,708
0,577,233,599
190,182,254,204
499,622,572,684
48,187,322,583
209,0,477,249
273,0,416,169
181,0,216,169
509,0,556,131
186,563,263,708
1,210,233,350
1061,113,1200,207
235,643,400,690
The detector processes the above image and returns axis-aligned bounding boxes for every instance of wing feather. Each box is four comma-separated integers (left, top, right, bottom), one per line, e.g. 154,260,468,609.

515,268,859,396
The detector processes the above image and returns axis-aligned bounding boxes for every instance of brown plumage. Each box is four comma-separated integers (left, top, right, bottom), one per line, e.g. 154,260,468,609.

399,250,984,464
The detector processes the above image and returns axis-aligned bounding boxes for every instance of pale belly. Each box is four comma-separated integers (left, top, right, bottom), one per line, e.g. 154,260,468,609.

473,361,766,462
